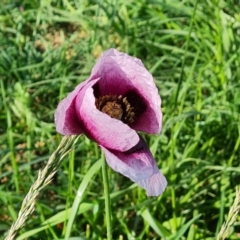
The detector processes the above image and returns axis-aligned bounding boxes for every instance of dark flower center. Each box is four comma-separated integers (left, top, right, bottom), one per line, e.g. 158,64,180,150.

95,90,146,124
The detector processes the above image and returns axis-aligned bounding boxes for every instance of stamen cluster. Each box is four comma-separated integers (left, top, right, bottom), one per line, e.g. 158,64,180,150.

95,91,146,124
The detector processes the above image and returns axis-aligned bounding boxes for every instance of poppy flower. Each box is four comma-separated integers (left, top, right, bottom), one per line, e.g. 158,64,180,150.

55,48,167,196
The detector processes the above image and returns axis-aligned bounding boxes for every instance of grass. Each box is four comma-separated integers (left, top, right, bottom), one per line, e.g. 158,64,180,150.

0,0,240,239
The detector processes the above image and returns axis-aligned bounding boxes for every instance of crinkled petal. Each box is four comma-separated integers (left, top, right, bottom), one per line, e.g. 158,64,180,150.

91,48,162,134
55,82,86,135
136,171,167,197
101,138,167,196
75,82,139,152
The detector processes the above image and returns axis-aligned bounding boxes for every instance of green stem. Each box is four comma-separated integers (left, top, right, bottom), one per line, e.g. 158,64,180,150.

101,152,112,240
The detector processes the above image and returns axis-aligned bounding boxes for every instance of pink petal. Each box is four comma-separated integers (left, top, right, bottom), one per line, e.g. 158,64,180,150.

136,171,167,197
101,138,167,196
54,74,100,135
75,82,140,152
55,82,86,135
91,48,162,134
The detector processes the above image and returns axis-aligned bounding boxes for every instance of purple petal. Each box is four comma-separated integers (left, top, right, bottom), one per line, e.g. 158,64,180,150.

55,82,86,135
75,82,140,152
101,138,167,196
91,48,162,134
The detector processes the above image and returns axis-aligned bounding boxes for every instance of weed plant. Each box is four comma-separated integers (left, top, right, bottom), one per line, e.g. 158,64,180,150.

0,0,240,239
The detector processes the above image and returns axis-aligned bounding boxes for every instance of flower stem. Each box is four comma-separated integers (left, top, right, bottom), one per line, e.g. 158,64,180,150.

101,152,112,240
